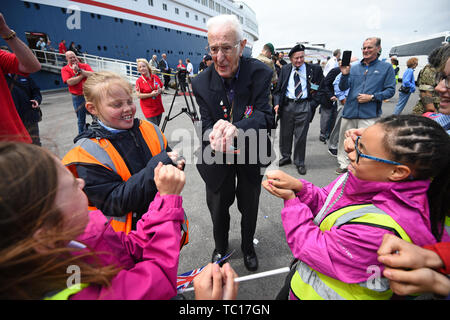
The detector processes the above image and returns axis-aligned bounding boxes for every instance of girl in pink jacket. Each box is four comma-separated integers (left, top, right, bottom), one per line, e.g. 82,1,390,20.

0,141,186,300
264,115,450,300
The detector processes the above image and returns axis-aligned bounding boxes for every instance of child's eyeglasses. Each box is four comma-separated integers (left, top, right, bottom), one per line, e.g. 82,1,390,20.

355,136,404,166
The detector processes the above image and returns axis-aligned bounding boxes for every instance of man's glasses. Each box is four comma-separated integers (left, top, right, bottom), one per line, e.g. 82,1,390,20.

206,41,240,56
435,72,450,89
355,136,403,166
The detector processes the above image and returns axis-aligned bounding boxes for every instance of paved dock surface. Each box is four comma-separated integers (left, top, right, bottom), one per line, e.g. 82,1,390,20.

38,84,418,300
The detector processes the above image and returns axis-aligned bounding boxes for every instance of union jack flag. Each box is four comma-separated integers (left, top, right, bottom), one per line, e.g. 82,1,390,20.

176,251,233,293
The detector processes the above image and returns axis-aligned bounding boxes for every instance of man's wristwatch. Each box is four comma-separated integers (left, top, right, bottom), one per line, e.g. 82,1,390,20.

371,95,375,101
2,30,16,41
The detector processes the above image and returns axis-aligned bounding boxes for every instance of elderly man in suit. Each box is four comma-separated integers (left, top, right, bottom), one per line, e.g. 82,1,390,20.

273,44,324,175
192,14,274,271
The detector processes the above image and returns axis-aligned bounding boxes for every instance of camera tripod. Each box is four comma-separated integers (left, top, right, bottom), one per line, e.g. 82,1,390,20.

161,70,200,133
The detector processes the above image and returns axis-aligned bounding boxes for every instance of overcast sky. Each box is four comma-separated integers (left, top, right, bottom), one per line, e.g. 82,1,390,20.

243,0,450,60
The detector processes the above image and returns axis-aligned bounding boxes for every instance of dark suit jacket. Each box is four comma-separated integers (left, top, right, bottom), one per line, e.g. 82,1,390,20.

273,62,324,112
158,59,170,73
318,66,341,106
192,57,274,192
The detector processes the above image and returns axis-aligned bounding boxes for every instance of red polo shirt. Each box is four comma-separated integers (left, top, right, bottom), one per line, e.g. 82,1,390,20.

135,74,164,118
0,50,32,143
61,62,93,95
58,41,67,54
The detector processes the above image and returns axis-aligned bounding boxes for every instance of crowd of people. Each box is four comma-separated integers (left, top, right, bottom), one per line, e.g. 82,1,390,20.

0,10,449,301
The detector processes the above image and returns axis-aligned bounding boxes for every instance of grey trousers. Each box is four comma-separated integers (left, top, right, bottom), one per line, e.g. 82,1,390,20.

279,100,310,167
328,105,343,151
319,101,338,139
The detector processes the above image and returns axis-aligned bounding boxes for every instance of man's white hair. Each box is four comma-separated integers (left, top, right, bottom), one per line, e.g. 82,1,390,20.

207,14,243,41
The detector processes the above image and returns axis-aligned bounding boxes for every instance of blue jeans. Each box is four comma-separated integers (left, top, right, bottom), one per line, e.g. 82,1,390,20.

71,94,87,134
393,91,411,115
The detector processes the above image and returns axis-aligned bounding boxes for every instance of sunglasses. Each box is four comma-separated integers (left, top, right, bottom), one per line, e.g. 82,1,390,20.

355,136,403,166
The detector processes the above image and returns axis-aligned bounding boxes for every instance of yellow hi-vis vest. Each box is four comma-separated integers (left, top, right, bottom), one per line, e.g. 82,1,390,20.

290,203,412,300
62,120,188,248
44,284,89,300
445,216,450,237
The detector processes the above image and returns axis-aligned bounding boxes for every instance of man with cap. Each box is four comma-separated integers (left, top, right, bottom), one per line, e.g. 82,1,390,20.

273,44,323,175
256,43,278,107
199,54,213,73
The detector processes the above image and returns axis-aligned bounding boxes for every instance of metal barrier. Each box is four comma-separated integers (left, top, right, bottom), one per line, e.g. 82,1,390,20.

31,49,174,85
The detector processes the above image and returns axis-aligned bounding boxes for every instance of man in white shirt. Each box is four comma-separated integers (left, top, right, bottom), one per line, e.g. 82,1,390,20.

185,58,194,91
186,58,194,76
323,49,341,76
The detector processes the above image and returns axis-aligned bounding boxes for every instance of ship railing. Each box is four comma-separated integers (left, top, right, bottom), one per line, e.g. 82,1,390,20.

31,49,174,85
32,49,67,71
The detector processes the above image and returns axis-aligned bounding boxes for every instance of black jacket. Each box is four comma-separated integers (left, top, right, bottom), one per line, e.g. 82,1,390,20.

192,57,275,192
5,74,42,124
318,66,341,107
273,62,324,111
158,59,171,73
73,119,173,227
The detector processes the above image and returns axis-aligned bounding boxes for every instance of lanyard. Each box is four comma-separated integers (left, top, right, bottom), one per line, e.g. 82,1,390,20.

141,75,158,90
313,172,349,225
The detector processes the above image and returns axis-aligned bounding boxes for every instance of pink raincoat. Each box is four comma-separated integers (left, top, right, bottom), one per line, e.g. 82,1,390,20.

282,172,450,284
70,193,184,300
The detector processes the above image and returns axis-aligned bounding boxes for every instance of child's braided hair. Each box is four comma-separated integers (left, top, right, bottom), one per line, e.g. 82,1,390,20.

377,114,450,241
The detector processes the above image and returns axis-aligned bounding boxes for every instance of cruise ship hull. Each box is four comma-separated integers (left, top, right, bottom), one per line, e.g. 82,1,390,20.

2,0,254,90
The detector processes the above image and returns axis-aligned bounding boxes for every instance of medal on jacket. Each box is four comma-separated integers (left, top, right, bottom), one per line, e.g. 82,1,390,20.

244,105,253,118
220,100,229,119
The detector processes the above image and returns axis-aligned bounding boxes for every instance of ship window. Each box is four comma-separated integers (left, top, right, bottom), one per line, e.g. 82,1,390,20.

34,3,40,10
175,8,179,14
163,3,167,11
61,8,66,14
195,15,198,21
91,13,95,18
24,2,31,8
186,12,189,18
209,0,214,10
97,45,101,51
103,46,107,51
97,14,101,19
148,0,153,6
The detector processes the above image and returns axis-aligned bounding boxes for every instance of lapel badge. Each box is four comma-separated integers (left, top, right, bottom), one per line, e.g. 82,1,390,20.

244,105,253,118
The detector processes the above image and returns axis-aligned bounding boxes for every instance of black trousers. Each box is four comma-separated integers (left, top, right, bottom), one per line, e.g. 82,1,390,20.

163,74,171,89
279,100,311,167
205,165,262,255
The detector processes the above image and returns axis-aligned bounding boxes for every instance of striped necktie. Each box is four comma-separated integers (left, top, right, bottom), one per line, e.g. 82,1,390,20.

294,67,303,100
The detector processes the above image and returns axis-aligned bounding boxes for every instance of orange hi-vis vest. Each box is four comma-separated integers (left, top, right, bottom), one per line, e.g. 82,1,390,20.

62,120,189,248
